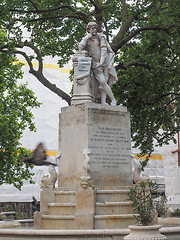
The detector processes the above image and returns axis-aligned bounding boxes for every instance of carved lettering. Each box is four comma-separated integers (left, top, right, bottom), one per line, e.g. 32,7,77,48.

89,124,131,172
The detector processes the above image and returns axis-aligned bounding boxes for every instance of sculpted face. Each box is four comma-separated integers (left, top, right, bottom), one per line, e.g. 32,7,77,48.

89,26,98,36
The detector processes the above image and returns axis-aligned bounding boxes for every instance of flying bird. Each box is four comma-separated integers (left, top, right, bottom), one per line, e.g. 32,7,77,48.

21,143,57,166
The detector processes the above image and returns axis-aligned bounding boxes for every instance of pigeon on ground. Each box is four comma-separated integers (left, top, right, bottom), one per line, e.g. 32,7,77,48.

21,143,57,166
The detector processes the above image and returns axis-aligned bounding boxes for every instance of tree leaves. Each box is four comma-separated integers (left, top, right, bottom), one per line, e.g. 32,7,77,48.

0,48,40,189
0,0,179,161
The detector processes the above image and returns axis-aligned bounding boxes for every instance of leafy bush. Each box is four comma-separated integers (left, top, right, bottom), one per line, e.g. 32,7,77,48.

172,209,180,217
154,195,168,217
128,180,158,225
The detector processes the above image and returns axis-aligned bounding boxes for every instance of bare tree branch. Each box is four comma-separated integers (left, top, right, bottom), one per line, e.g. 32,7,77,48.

9,5,84,14
112,24,175,52
102,20,109,42
116,61,151,71
89,0,98,8
121,0,128,21
154,130,176,144
15,50,34,72
164,97,180,109
111,0,168,52
9,5,89,24
1,43,71,105
23,41,43,73
146,92,180,106
25,13,87,23
92,0,103,31
27,0,39,11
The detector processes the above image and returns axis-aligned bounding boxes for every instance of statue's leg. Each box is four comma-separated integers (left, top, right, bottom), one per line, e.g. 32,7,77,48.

101,91,108,105
94,68,116,105
104,84,116,105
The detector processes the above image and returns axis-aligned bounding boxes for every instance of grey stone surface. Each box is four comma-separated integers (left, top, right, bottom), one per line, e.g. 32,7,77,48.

0,227,180,240
58,102,132,189
71,51,94,105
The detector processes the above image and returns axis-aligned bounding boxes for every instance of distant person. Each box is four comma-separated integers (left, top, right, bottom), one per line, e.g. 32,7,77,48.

78,22,117,105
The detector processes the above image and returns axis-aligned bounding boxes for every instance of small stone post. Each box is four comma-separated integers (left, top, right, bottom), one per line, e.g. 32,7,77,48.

74,187,96,229
40,188,55,214
71,50,94,105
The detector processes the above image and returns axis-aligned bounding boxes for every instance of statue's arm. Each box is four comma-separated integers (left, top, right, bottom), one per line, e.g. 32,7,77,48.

100,47,107,65
93,35,107,68
78,33,92,51
99,36,107,65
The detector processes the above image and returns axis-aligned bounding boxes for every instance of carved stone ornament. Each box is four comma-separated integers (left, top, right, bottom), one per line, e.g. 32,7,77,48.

40,165,57,189
77,78,87,85
83,148,91,177
130,151,149,185
80,148,94,189
80,175,94,189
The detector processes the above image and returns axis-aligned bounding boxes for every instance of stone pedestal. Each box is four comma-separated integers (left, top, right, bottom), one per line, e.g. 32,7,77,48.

37,102,134,230
71,51,94,105
58,102,132,190
34,212,42,230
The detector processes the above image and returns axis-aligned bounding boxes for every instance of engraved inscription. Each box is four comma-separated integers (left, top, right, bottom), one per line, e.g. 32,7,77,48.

89,108,130,127
76,57,92,82
89,126,131,173
92,109,126,117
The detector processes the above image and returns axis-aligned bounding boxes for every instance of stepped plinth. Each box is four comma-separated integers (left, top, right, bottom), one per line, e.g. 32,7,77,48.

35,103,135,230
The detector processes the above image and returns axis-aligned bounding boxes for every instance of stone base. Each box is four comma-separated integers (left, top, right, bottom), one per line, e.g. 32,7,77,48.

71,94,94,105
36,185,136,230
58,102,132,190
36,102,134,230
0,221,21,229
0,227,179,240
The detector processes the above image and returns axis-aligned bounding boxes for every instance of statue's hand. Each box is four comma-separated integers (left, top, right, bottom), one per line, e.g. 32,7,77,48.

78,33,92,51
93,63,102,69
85,33,92,39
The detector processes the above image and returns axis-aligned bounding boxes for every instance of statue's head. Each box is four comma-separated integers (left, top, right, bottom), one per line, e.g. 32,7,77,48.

86,22,98,33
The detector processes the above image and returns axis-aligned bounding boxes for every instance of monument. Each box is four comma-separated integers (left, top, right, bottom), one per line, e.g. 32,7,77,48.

35,22,135,230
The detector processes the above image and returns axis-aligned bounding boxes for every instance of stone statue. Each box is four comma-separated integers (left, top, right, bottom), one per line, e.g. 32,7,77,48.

130,152,149,185
40,165,57,189
78,22,117,105
80,149,94,189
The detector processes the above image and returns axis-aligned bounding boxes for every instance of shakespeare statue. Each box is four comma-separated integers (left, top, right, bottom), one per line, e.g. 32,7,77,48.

78,22,117,105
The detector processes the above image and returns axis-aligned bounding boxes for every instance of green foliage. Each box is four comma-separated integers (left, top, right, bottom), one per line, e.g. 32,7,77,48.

15,211,29,220
172,209,180,217
113,0,180,156
155,195,168,217
128,180,158,225
0,39,40,189
0,0,179,158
